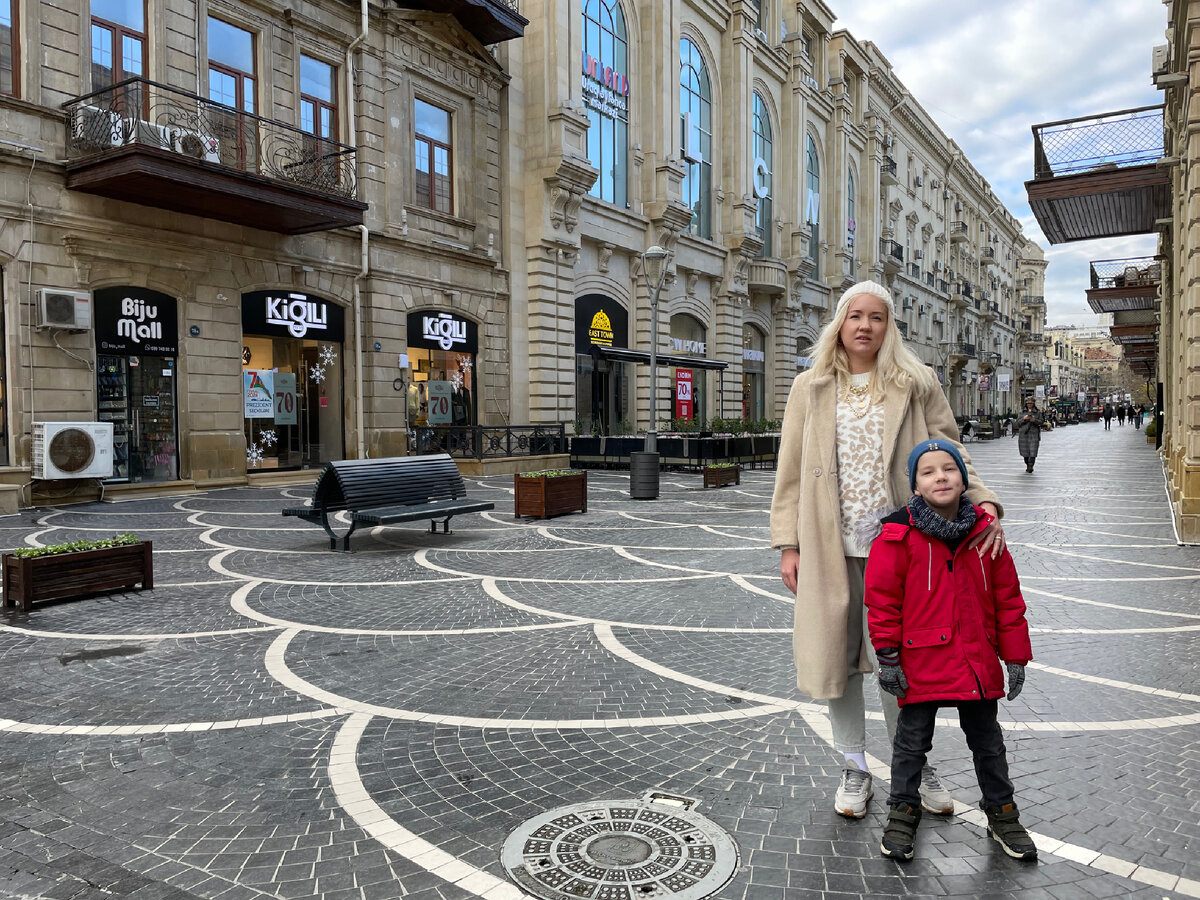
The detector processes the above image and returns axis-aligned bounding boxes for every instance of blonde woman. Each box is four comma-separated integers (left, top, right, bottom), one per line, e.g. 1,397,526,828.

770,280,1007,819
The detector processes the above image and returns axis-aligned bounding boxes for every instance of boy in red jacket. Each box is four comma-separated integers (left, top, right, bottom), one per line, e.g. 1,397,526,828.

865,439,1036,862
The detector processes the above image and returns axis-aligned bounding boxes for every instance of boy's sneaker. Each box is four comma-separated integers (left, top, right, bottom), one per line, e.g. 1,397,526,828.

880,802,922,860
833,760,873,818
984,803,1038,860
919,765,954,815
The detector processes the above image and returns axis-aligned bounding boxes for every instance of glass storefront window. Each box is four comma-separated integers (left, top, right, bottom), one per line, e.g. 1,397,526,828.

669,313,707,427
406,347,476,428
742,323,766,423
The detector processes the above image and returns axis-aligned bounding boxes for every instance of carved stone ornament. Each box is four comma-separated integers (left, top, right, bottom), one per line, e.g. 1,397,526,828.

597,243,614,273
549,186,568,230
686,270,699,296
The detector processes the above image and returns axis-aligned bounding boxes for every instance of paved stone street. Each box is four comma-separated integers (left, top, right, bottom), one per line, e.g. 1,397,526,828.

1,420,1197,900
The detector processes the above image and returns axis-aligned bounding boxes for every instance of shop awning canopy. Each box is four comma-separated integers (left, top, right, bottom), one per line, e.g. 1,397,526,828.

594,346,729,370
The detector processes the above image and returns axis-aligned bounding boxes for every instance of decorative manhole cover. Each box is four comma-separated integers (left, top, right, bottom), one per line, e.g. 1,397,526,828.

502,793,738,900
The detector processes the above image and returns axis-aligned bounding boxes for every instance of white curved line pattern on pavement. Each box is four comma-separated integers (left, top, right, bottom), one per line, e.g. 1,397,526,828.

4,436,1200,900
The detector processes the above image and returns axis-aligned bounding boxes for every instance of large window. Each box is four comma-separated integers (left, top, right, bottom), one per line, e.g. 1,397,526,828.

680,38,712,239
91,0,144,111
752,92,772,258
414,97,453,213
846,169,856,250
299,55,338,186
805,135,820,271
208,17,255,113
582,0,628,207
742,324,766,422
0,0,17,96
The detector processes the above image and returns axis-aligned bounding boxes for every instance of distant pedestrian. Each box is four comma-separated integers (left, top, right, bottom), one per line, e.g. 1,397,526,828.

1117,404,1126,426
1132,404,1143,430
1102,403,1113,431
1015,399,1042,473
867,440,1036,862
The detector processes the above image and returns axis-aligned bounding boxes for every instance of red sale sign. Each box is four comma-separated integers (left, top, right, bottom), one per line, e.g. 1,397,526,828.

675,369,693,420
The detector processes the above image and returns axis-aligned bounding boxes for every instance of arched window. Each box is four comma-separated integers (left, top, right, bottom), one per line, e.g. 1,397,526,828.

680,38,712,239
582,0,628,207
742,324,767,422
805,135,820,272
752,92,773,257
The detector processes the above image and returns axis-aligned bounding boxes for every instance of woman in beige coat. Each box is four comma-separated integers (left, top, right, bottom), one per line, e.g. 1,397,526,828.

769,280,1007,819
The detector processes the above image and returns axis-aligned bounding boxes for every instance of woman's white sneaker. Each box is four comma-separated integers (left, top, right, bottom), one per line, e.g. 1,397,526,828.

834,760,874,818
919,765,954,815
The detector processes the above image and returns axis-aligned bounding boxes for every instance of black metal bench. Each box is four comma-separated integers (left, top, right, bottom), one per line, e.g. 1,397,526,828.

282,454,495,551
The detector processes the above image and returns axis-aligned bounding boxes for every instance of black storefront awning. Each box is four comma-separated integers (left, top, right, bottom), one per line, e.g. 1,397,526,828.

594,346,729,370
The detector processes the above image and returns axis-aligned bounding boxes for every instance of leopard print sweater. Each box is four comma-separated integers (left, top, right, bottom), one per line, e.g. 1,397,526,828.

836,371,888,558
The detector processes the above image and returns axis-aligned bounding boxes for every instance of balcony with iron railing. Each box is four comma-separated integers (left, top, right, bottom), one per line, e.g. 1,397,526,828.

925,272,935,288
946,342,975,363
936,278,950,295
1026,105,1169,244
907,262,922,279
951,280,972,309
63,78,367,233
949,221,968,243
880,238,904,273
880,155,898,187
1021,293,1046,309
980,246,996,266
1086,256,1161,314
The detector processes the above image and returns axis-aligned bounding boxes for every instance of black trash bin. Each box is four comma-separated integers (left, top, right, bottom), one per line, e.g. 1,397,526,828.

629,451,660,500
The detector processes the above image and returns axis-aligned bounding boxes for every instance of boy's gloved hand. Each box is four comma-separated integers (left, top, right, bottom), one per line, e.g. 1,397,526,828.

876,648,908,699
1006,663,1026,700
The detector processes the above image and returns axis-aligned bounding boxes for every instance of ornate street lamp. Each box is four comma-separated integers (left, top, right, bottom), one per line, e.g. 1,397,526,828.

641,245,669,453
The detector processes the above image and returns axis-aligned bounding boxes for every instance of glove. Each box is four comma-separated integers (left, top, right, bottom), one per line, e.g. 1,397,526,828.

876,648,908,699
1006,663,1026,701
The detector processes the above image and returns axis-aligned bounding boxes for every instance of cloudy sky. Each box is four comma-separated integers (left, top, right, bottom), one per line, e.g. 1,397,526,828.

832,0,1165,326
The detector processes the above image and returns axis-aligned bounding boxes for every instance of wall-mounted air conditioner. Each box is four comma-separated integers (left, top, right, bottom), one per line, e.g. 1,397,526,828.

1152,44,1170,76
902,299,913,310
918,304,927,315
33,422,114,480
930,178,940,189
954,201,963,212
943,189,951,200
38,289,92,330
913,250,923,260
933,260,943,272
71,104,122,150
913,175,923,187
173,129,221,163
883,135,893,149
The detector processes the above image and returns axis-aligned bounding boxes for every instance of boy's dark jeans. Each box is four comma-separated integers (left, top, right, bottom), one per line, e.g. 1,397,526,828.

889,699,1015,808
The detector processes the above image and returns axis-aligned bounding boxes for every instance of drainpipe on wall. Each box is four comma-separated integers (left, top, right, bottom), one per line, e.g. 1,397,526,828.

348,0,368,459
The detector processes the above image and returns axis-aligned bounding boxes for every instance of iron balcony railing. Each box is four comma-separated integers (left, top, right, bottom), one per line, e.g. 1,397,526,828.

880,238,904,263
1032,105,1164,179
949,221,968,238
881,155,898,180
937,278,951,294
980,247,996,261
925,272,936,288
64,77,359,200
410,424,566,460
1088,256,1162,290
947,342,976,358
957,281,974,299
1023,294,1046,306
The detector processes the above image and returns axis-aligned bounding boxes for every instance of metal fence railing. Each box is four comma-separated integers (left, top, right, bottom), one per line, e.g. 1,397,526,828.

64,77,359,199
409,425,566,460
880,238,904,263
1032,105,1164,179
1088,256,1162,290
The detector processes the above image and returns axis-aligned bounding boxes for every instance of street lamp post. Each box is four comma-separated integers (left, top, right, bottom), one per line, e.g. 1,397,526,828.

641,245,669,453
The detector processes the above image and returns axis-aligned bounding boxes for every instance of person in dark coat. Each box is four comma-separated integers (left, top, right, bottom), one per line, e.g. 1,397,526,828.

1102,403,1113,431
1015,399,1042,473
1116,404,1126,426
866,440,1035,862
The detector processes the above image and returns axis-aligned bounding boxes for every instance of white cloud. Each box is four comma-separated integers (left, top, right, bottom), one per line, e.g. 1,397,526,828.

833,0,1165,326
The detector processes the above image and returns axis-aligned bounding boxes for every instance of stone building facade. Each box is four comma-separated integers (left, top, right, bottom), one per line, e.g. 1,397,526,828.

495,0,1047,437
0,0,519,503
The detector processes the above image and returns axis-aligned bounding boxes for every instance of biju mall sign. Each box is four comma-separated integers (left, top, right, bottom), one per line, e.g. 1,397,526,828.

94,286,178,356
242,290,346,342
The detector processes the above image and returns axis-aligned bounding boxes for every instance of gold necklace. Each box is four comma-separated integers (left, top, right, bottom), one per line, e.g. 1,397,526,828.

843,382,873,418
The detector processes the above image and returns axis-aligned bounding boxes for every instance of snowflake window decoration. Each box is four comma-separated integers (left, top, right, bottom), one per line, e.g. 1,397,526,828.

259,429,277,447
451,371,464,390
309,366,326,384
246,445,264,465
459,357,473,372
319,345,338,367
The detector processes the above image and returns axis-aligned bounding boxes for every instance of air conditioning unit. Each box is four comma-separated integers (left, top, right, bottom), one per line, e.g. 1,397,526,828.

954,201,963,212
943,189,951,200
71,104,122,150
902,298,913,310
38,289,92,330
33,422,114,480
918,304,927,315
1152,43,1170,76
883,135,893,149
913,175,923,187
913,250,923,260
930,178,940,189
755,28,769,43
173,129,220,163
933,260,943,272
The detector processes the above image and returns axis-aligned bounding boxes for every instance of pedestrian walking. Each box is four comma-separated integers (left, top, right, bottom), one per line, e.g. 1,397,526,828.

866,439,1036,862
1117,404,1126,426
1102,402,1114,431
1132,403,1143,429
1015,399,1043,473
770,280,1007,821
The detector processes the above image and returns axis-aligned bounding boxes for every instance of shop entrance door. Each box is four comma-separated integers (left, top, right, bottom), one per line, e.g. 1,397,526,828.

97,355,178,482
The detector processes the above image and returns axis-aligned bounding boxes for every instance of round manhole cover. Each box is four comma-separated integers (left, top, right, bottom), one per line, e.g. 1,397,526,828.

502,798,739,900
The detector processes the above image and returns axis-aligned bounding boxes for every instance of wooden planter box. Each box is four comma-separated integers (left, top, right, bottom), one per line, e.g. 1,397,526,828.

703,465,740,488
514,472,587,519
2,542,153,612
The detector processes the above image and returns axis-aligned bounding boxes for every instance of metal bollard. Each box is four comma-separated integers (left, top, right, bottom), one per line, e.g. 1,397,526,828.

628,451,660,500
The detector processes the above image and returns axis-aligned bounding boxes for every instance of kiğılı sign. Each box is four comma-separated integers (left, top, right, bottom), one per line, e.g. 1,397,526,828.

406,311,479,354
242,291,346,343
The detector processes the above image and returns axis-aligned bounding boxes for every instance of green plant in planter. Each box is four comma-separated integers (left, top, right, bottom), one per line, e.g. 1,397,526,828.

1144,419,1157,438
707,462,739,469
519,469,582,478
11,533,140,559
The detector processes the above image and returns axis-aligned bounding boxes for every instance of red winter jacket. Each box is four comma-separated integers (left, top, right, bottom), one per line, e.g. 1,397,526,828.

865,505,1032,706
